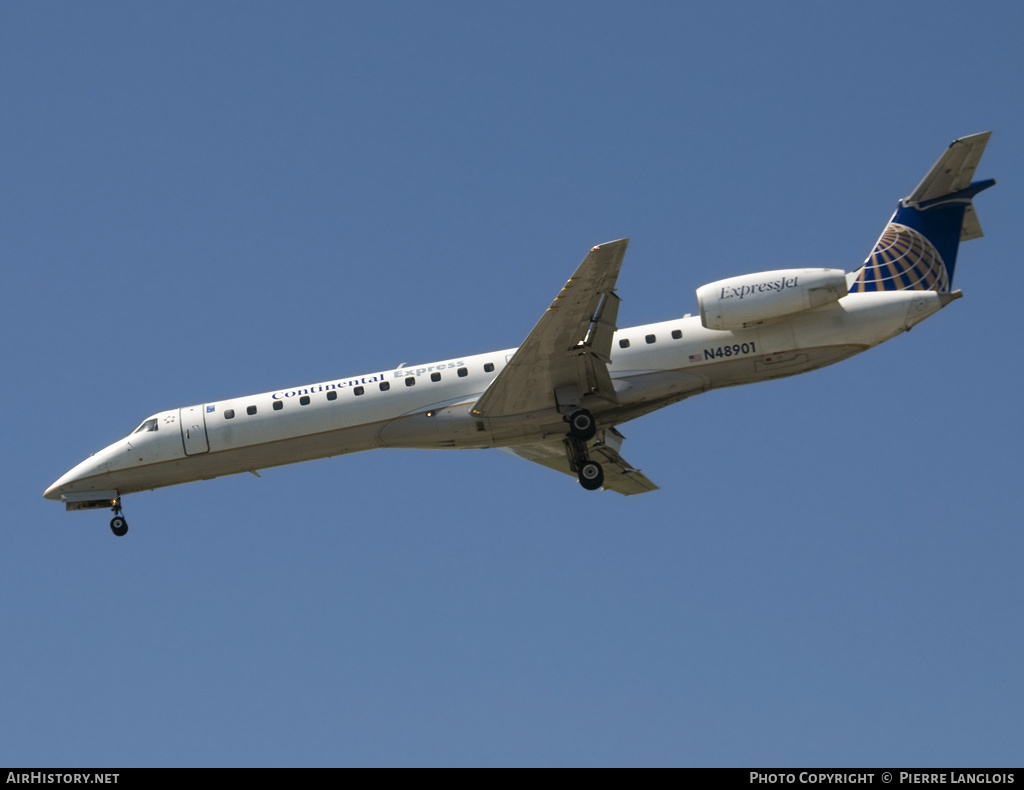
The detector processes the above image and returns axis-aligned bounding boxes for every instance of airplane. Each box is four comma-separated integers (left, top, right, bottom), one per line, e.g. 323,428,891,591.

45,133,995,536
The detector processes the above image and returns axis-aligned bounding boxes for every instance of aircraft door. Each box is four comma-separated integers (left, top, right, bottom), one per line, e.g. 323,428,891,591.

179,405,210,456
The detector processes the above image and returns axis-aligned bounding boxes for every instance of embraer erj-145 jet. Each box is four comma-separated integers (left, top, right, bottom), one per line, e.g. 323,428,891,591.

46,133,995,536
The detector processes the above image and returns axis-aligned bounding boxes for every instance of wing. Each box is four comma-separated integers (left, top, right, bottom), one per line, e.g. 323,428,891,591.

471,239,628,419
505,428,658,496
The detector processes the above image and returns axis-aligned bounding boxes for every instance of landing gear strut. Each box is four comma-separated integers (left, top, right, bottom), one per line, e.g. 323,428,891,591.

109,498,128,537
564,409,603,491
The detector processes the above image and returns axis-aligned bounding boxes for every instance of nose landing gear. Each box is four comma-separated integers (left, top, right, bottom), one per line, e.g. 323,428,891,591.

109,498,128,537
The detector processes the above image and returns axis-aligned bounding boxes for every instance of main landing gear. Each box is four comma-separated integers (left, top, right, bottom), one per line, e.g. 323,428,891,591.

565,409,604,491
109,498,128,537
577,458,604,490
567,409,597,441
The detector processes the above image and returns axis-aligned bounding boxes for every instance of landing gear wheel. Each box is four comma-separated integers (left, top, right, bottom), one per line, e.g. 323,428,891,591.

578,460,604,491
110,516,128,537
568,409,597,441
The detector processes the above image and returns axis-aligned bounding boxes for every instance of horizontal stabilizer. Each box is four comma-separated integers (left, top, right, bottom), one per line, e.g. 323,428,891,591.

904,131,991,206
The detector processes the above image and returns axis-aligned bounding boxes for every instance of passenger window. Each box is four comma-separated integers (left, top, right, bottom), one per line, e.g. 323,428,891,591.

380,381,390,391
300,396,310,406
405,377,416,387
646,334,656,344
327,391,337,401
457,367,468,377
431,372,441,382
225,410,235,420
619,339,630,349
273,400,284,410
247,405,257,415
672,329,682,340
354,386,364,396
484,363,494,373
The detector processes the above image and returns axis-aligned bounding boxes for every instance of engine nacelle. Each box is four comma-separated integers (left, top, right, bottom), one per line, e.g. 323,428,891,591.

696,268,848,331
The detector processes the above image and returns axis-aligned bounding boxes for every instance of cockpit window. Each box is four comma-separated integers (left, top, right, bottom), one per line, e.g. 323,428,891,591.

133,418,159,434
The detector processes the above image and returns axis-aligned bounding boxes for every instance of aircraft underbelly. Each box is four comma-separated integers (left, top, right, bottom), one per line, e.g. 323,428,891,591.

379,404,495,449
88,421,386,495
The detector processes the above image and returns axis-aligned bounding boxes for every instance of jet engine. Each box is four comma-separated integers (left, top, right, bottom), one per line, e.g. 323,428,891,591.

696,268,848,331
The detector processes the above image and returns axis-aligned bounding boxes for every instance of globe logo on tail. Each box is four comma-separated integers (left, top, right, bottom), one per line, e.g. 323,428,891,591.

850,223,950,293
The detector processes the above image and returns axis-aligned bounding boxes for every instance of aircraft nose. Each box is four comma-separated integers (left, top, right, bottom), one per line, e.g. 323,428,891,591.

43,450,114,502
44,467,82,501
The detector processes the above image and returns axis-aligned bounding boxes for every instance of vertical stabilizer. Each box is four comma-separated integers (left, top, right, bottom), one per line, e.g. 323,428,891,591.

850,133,995,292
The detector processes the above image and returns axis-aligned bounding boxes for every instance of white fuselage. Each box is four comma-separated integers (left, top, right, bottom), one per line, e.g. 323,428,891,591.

44,289,952,501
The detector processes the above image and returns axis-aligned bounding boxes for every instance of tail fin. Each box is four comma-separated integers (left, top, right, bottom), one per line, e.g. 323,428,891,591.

850,132,995,293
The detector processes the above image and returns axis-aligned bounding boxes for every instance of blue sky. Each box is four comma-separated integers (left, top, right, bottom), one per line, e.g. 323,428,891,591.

3,1,1022,767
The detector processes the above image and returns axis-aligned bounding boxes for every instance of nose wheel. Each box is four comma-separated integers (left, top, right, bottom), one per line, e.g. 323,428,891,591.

109,499,128,537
